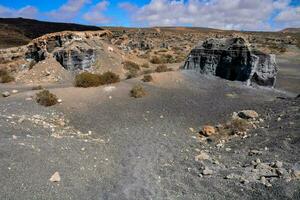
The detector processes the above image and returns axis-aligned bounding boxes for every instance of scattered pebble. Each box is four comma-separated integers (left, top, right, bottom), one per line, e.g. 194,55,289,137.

49,172,61,182
11,90,18,94
200,125,216,136
202,167,213,175
195,152,210,161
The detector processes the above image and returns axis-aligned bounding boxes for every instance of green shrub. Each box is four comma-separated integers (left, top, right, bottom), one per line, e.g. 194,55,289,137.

142,75,153,82
0,69,15,83
74,72,101,87
36,90,58,107
99,71,120,84
130,85,146,98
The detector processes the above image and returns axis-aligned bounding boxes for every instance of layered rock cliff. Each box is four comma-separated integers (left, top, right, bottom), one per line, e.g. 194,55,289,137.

183,37,278,87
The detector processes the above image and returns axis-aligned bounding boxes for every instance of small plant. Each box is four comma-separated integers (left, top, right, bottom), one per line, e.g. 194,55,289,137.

74,72,101,87
99,71,120,85
150,56,162,64
141,63,150,68
219,118,250,135
142,75,153,82
0,69,15,83
155,65,168,73
161,54,175,63
123,61,140,71
130,85,146,98
36,90,58,107
126,70,138,79
75,71,120,87
32,85,43,90
143,69,154,74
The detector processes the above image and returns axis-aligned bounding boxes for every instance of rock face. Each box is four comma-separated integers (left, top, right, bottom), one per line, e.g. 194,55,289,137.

183,37,278,87
25,31,112,71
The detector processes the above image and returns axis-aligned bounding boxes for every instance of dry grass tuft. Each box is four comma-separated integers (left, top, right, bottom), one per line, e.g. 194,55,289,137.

130,85,147,98
36,90,58,107
75,72,120,87
0,69,15,83
142,75,153,82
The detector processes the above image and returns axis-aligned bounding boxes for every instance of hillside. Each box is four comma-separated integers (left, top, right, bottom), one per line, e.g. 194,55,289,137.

0,18,102,48
281,28,300,33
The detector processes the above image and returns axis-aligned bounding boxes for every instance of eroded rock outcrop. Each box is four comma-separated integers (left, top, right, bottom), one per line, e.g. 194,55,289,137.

183,37,278,87
25,30,112,70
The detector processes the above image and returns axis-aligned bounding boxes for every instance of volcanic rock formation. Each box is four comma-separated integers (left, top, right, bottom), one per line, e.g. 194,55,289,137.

183,37,278,87
25,30,112,70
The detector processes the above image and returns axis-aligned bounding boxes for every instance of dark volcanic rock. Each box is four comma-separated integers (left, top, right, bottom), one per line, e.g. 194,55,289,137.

183,37,278,87
24,31,110,71
54,48,95,71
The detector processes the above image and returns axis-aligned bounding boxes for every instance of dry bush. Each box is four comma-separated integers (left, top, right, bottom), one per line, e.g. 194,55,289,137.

123,61,140,71
75,72,120,87
0,69,15,83
155,65,169,73
74,72,101,87
160,54,175,63
99,71,120,84
143,69,154,74
218,118,250,135
150,56,162,64
126,70,138,79
36,90,58,107
32,85,43,90
141,63,150,68
123,61,140,79
142,75,153,82
130,85,146,98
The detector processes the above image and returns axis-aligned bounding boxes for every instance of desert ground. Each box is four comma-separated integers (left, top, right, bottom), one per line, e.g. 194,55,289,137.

0,19,299,200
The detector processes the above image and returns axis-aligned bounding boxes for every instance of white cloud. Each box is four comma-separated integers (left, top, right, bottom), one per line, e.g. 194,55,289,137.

0,5,38,18
48,0,90,21
118,2,138,12
83,0,110,24
121,0,298,30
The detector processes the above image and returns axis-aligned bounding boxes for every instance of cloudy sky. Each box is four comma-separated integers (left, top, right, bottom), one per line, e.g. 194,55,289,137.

0,0,299,31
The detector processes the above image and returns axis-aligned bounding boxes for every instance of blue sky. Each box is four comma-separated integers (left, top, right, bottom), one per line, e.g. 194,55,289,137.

0,0,299,30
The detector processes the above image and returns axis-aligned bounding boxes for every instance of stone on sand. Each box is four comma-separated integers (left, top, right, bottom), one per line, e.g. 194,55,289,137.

201,125,216,136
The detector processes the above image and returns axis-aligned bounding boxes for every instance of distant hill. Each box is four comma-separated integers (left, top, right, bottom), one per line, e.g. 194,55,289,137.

281,28,300,33
0,18,102,48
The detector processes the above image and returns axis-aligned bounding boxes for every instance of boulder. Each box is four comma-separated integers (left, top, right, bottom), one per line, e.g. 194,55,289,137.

183,37,278,87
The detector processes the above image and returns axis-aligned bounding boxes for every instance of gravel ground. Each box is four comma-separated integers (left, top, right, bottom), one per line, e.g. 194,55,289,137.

0,70,299,200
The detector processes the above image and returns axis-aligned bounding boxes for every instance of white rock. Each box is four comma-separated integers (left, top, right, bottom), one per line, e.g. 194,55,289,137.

2,91,10,97
57,99,62,103
195,152,210,161
202,168,213,175
11,90,18,94
49,172,61,182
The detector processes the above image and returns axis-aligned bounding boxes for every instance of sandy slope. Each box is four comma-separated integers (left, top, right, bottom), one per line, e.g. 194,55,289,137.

0,71,299,199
